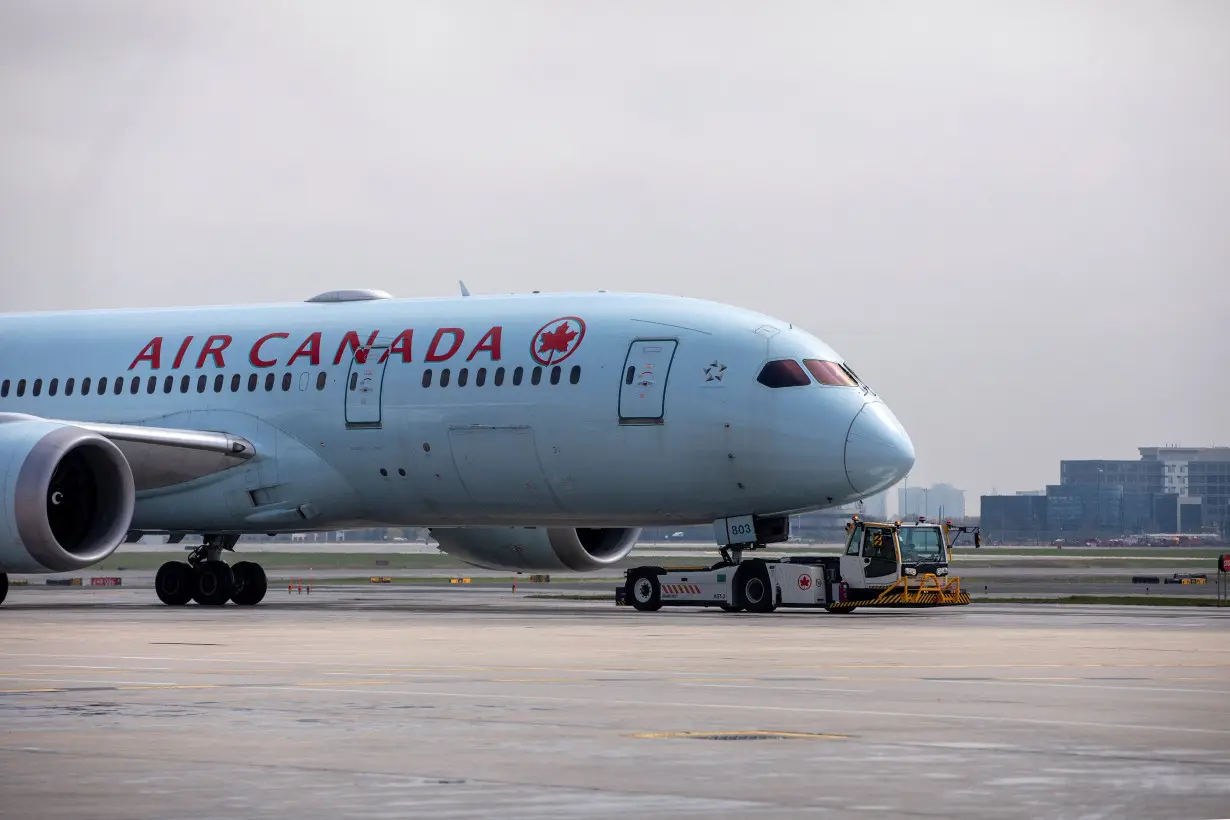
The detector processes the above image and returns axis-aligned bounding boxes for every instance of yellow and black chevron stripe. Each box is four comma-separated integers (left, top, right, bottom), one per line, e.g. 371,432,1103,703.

827,591,971,610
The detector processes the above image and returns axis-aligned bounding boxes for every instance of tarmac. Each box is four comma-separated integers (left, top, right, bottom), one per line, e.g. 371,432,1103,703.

1,586,1228,819
16,565,1220,599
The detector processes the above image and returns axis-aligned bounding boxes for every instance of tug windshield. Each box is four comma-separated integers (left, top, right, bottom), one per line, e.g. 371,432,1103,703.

897,527,946,563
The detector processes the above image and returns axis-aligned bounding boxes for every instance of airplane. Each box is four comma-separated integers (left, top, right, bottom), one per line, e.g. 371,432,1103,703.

0,288,914,607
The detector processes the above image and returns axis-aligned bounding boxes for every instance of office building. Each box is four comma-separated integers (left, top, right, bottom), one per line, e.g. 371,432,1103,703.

982,445,1230,540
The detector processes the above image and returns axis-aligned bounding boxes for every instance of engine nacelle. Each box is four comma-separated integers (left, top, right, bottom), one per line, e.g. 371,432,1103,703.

429,526,641,572
0,415,136,573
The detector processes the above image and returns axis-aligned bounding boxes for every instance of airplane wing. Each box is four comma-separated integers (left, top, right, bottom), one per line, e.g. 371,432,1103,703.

47,418,255,491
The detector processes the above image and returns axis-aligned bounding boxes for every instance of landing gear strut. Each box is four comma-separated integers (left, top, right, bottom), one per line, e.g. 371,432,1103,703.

155,535,267,607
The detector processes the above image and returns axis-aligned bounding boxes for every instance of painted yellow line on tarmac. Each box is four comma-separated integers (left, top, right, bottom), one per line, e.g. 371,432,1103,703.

0,688,66,694
117,684,221,691
294,680,390,687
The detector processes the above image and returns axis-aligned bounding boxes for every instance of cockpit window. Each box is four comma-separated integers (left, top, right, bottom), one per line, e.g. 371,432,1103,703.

757,359,811,388
803,359,858,387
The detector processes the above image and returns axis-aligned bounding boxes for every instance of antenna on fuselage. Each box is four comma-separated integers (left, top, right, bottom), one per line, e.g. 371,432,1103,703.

459,280,471,297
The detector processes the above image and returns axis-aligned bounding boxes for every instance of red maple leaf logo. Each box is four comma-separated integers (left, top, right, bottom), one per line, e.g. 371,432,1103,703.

538,322,578,357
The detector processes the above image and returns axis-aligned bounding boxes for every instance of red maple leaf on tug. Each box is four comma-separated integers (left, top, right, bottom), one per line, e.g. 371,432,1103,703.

531,317,586,365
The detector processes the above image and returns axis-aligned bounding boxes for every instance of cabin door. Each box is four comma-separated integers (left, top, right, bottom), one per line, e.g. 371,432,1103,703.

345,345,390,428
619,339,678,424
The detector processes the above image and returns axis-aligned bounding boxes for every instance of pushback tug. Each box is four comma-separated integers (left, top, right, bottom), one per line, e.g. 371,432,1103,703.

617,515,978,613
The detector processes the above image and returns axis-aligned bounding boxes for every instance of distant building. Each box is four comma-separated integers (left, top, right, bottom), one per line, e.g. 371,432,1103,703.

982,445,1230,541
1141,447,1230,534
898,483,966,521
1058,460,1158,534
981,494,1048,540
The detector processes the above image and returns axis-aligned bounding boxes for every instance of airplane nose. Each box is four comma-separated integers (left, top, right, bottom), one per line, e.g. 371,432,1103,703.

844,401,915,496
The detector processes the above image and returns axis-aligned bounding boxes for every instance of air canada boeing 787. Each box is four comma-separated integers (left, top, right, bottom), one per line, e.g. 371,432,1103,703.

0,288,914,607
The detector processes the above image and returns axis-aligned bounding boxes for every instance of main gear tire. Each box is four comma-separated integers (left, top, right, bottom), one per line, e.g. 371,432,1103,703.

191,561,234,606
155,561,194,606
230,561,268,606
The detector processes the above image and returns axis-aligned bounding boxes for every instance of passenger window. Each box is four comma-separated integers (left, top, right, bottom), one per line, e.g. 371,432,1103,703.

550,365,560,385
475,368,486,387
197,375,207,393
49,378,59,396
97,377,107,395
265,373,275,391
213,374,223,393
81,377,91,395
0,379,8,398
130,376,140,394
570,365,581,385
756,360,810,388
349,372,357,391
147,376,157,394
440,368,451,387
114,377,124,395
512,366,524,386
164,375,174,393
315,371,327,390
458,368,469,387
17,379,26,397
531,366,542,386
422,369,432,388
494,367,505,386
33,378,42,396
625,366,635,385
247,374,258,392
65,378,75,396
803,359,858,387
180,375,190,393
281,373,292,391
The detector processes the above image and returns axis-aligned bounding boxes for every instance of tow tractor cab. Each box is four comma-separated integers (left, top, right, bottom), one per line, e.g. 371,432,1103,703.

618,515,977,614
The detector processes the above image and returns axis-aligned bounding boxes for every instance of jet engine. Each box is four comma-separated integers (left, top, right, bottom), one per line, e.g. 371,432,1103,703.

428,526,641,572
0,415,136,573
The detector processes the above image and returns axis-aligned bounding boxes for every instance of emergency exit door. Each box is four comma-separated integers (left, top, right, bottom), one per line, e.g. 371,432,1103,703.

345,345,389,428
619,339,678,423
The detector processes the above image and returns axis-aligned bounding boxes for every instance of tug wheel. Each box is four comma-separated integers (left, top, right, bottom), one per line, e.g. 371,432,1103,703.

735,561,774,613
626,571,662,612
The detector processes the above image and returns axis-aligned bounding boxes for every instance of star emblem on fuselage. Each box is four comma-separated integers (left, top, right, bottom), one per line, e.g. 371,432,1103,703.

704,361,727,382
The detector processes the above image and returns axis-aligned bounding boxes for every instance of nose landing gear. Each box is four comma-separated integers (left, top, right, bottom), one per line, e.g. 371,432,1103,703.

155,535,268,607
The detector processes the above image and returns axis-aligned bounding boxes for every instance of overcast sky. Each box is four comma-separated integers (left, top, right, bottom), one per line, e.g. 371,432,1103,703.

1,1,1226,512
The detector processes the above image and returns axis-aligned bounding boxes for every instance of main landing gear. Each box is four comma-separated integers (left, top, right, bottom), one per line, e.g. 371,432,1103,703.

155,535,268,607
0,572,8,607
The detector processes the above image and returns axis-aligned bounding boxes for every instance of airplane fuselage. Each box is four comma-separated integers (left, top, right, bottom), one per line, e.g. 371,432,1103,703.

0,291,913,535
